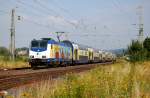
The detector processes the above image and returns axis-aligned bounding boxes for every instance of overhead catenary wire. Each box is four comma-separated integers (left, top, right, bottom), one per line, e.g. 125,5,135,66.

13,0,124,38
0,10,9,14
16,0,97,35
21,15,57,30
111,0,134,21
16,0,53,16
17,0,78,28
34,0,100,32
48,0,77,19
16,2,47,17
16,0,75,31
34,0,93,32
33,0,78,27
33,0,61,17
108,0,137,36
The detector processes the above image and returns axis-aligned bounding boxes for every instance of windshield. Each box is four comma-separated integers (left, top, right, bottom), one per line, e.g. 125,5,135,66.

31,41,39,48
40,40,47,48
31,40,47,48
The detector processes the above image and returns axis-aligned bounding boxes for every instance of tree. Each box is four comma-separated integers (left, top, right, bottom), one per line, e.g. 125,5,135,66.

0,47,10,56
143,37,150,59
127,40,147,62
143,37,150,51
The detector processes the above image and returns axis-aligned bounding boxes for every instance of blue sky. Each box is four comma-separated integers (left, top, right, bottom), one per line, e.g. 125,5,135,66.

0,0,150,50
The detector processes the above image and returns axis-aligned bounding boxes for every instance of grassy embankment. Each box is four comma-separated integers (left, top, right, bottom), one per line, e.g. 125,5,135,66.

5,59,150,98
0,56,29,69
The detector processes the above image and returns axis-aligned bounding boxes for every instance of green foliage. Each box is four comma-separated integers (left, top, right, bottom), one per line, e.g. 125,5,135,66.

0,47,10,56
0,46,29,62
127,40,147,62
15,56,28,62
0,47,10,61
143,37,150,59
143,37,150,51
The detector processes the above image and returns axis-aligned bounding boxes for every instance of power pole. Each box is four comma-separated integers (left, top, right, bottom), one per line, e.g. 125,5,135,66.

10,9,15,61
137,6,144,44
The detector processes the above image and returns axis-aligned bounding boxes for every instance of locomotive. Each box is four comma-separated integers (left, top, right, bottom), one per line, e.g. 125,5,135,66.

29,38,116,68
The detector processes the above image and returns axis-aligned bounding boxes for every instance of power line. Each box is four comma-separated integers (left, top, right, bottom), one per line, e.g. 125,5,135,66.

0,10,9,14
112,0,125,13
17,0,94,33
49,0,77,19
16,2,47,17
33,0,60,16
17,0,78,28
18,0,112,37
8,1,58,31
17,1,73,29
22,16,50,28
16,1,52,26
111,0,134,21
33,0,78,27
17,0,52,16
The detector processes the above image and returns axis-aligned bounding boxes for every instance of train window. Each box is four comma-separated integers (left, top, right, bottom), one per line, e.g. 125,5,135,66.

81,50,83,54
31,41,39,48
40,41,47,48
31,40,47,48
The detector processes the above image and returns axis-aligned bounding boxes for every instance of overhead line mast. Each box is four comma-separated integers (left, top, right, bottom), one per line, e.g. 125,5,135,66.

137,6,144,44
10,9,15,61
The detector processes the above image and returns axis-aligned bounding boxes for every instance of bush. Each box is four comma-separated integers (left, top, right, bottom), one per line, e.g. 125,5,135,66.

0,47,10,56
143,37,150,59
127,40,147,62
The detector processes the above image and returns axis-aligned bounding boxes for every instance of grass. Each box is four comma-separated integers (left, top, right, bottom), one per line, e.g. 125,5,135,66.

5,60,150,98
0,56,30,69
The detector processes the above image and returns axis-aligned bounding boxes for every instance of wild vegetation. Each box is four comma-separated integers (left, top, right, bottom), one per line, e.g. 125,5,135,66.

127,37,150,62
5,60,150,98
1,38,150,97
143,37,150,60
0,47,29,69
0,59,29,69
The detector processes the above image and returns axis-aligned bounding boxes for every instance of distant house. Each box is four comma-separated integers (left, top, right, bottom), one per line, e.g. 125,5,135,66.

16,47,29,56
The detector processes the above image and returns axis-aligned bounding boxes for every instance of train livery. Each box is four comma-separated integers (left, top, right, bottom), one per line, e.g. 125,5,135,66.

29,38,116,68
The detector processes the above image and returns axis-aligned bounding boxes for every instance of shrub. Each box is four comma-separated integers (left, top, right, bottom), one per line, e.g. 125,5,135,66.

127,40,147,62
0,47,10,56
143,37,150,59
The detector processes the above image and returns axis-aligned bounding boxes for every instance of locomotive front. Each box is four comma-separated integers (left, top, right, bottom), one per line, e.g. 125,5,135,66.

29,39,49,67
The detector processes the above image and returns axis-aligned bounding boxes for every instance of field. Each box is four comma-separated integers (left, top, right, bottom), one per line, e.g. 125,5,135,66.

0,56,30,69
4,60,150,98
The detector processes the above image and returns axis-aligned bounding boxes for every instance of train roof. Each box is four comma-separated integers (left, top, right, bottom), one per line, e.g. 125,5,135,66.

62,40,89,50
41,38,54,40
40,38,56,44
61,40,73,48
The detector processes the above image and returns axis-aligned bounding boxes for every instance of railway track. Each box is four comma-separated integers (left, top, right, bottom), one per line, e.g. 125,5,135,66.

0,62,112,91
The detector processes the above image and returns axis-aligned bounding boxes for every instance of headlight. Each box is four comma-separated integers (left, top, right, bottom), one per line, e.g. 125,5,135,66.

30,55,34,58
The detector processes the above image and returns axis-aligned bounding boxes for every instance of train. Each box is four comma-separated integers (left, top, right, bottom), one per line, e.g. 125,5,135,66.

29,38,116,68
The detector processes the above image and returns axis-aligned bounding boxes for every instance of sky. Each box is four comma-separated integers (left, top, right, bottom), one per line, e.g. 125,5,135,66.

0,0,150,50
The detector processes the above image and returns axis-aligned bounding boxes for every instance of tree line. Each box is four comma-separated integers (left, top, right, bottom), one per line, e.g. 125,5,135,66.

0,47,28,61
127,37,150,62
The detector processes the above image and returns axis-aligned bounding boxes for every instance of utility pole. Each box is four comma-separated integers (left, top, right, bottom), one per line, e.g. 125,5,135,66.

137,6,144,44
10,9,15,61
